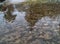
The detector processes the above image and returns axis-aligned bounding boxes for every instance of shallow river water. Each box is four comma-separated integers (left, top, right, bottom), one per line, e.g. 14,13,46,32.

0,1,60,44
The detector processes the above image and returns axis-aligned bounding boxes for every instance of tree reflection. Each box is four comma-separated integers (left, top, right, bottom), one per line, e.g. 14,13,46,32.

4,5,16,22
25,3,60,31
25,3,43,31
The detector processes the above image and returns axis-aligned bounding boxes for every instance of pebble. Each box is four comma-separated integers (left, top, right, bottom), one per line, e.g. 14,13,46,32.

29,31,32,34
44,23,48,26
53,21,59,24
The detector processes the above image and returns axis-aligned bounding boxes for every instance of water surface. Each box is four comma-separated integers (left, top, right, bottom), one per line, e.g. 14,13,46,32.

0,1,60,44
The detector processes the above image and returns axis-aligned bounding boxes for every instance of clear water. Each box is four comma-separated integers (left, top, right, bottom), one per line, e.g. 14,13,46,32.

0,0,60,44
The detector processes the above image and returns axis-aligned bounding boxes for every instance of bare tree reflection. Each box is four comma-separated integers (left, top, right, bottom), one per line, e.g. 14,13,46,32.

4,5,16,22
25,3,60,31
